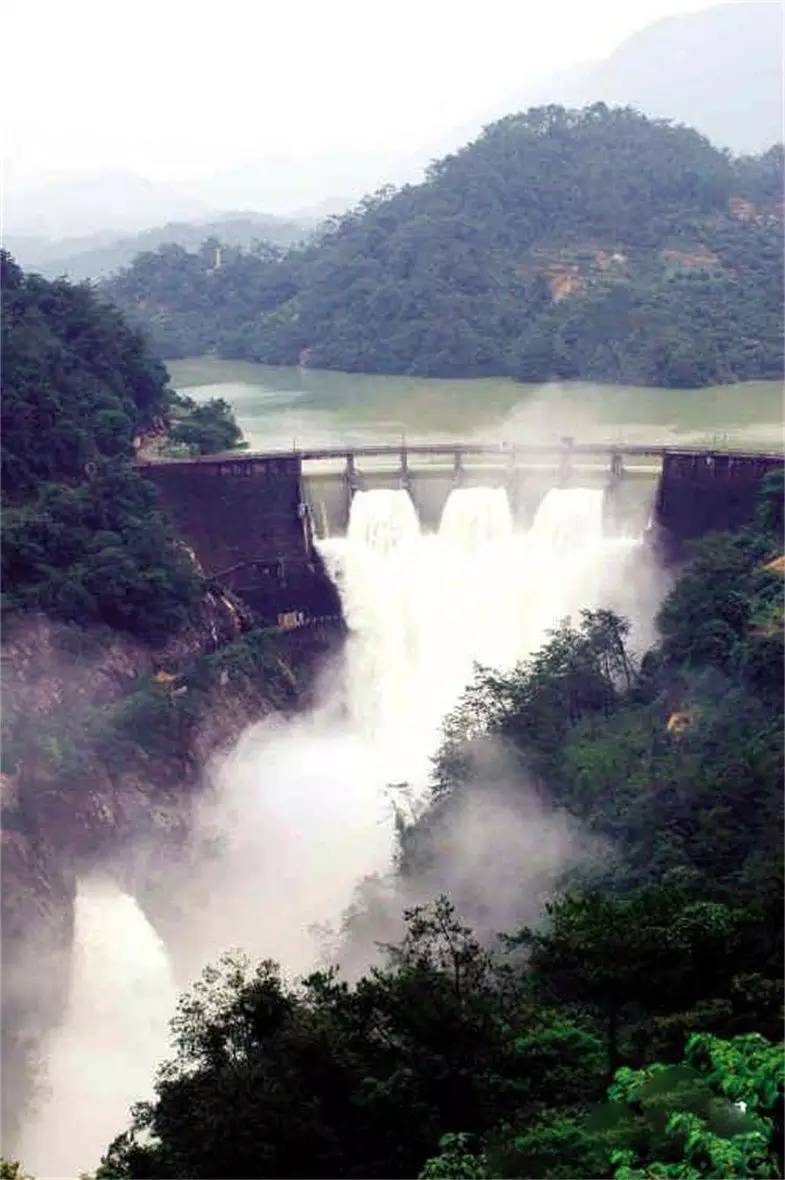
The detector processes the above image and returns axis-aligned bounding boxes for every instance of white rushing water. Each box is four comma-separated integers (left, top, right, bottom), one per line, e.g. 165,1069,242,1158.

319,484,643,777
160,483,644,992
18,879,178,1179
20,483,657,1177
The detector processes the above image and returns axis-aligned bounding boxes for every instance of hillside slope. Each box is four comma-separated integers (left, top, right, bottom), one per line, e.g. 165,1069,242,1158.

0,253,243,639
0,253,337,1150
105,106,783,388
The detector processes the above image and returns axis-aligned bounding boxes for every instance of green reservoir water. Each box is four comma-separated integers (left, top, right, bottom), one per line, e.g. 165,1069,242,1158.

168,357,784,453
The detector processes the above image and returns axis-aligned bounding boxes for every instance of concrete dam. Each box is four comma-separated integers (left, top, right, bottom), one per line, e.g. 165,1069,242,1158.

138,442,784,623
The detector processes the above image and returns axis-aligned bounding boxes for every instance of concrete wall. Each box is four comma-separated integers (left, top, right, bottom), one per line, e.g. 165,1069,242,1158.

143,456,307,573
142,456,340,620
655,451,784,558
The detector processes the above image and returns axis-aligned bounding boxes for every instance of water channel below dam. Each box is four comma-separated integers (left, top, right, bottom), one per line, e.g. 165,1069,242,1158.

20,481,667,1179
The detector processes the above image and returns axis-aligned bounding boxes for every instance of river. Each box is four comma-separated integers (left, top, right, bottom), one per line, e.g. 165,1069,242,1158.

167,357,784,452
17,360,782,1178
20,478,662,1178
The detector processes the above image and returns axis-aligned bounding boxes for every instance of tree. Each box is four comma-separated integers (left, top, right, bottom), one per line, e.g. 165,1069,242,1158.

513,888,753,1074
167,394,244,456
0,255,240,641
606,1032,784,1179
0,1163,33,1180
96,900,525,1179
424,1033,784,1180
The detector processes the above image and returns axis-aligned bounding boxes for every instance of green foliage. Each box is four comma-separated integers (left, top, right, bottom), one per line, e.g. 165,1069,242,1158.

98,491,783,1178
92,628,299,773
604,1032,785,1178
437,1033,784,1180
166,393,244,456
756,469,785,544
1,464,200,643
1,253,208,641
0,1161,33,1180
488,1115,610,1179
103,238,298,359
418,1133,488,1178
98,900,531,1179
1,252,168,494
656,529,782,684
684,1031,785,1115
513,888,762,1071
432,608,633,794
99,891,784,1179
104,107,782,387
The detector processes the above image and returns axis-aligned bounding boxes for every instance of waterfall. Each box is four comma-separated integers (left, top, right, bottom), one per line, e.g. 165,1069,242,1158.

320,483,643,768
18,878,178,1179
319,489,426,769
19,481,658,1177
528,487,604,552
439,486,514,548
319,487,522,777
344,486,421,554
520,486,632,645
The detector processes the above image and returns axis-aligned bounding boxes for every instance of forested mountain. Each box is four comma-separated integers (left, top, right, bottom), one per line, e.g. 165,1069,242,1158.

0,254,239,641
6,212,314,282
105,106,784,387
98,475,785,1180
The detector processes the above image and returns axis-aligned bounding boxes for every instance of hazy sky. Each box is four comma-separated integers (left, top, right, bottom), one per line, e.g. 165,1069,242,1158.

4,0,730,189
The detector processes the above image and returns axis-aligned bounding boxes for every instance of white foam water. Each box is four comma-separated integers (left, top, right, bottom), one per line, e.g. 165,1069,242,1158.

20,482,654,1176
17,878,178,1179
320,484,642,775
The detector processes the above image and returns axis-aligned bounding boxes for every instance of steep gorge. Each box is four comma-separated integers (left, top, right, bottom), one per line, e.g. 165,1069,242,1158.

9,480,666,1176
1,592,340,1151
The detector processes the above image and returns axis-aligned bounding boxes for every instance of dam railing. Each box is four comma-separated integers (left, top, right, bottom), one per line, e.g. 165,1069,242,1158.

137,440,784,488
137,441,784,466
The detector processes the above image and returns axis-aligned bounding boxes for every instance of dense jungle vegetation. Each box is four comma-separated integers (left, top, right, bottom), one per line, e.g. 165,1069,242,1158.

104,106,784,387
0,253,241,642
94,475,784,1180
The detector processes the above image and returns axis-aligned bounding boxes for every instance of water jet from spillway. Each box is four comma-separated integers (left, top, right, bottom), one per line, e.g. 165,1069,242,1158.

17,481,661,1177
17,878,177,1179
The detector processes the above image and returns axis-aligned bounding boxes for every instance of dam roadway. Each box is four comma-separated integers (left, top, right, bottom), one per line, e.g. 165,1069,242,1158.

135,440,785,465
136,442,784,622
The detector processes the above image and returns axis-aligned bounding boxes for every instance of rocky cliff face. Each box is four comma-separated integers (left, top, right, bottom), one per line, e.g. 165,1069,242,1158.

1,593,341,1147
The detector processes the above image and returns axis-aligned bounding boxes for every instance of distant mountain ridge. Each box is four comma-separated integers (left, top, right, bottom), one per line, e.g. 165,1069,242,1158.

6,213,316,282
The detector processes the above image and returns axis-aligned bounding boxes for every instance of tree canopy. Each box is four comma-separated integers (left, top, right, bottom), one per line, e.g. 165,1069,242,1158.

94,485,783,1178
0,253,242,641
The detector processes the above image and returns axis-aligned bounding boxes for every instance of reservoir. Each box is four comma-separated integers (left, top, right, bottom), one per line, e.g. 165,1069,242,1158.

168,357,784,452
